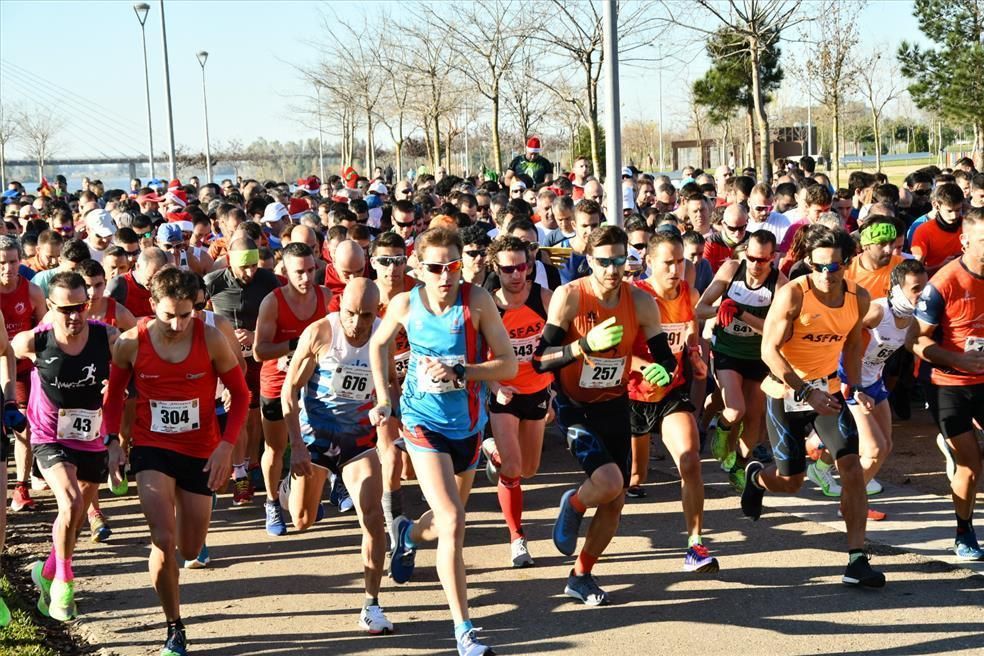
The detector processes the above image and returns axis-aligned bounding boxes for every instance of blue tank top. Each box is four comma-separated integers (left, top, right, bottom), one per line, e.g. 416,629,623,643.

300,313,378,446
401,284,487,439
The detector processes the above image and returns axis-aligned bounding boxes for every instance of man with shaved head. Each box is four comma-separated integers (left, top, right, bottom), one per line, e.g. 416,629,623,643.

281,224,325,284
108,247,168,319
325,239,366,312
254,242,332,536
704,204,749,272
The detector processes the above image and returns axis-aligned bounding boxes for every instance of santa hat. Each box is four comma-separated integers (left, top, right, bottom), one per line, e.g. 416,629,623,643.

526,136,542,153
168,179,182,192
165,188,188,208
288,196,311,219
341,166,359,190
166,211,193,232
295,176,321,195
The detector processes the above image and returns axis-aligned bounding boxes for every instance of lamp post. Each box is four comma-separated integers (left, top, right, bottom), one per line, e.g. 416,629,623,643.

602,0,623,225
196,50,212,183
158,0,177,180
133,3,155,179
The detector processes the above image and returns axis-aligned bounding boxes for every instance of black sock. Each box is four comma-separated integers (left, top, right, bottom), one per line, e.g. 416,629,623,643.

956,514,973,535
167,618,184,632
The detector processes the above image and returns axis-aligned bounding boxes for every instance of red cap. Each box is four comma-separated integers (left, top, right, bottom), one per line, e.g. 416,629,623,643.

341,166,359,189
526,137,542,153
288,197,310,218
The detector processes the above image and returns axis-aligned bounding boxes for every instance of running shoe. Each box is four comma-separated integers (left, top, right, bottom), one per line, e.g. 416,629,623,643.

552,489,585,557
48,579,76,622
806,462,842,497
625,485,647,499
232,477,252,506
482,437,500,485
0,595,10,627
837,507,888,521
728,464,746,494
511,537,534,568
31,474,49,491
183,544,210,569
339,493,355,513
709,418,731,463
740,461,765,521
937,434,956,482
31,560,52,617
389,515,416,584
564,569,609,606
109,466,129,496
842,553,886,588
457,627,495,655
720,449,737,473
866,478,884,496
683,543,720,573
264,500,288,536
161,624,188,656
89,511,112,543
10,482,36,512
954,529,984,561
358,604,394,635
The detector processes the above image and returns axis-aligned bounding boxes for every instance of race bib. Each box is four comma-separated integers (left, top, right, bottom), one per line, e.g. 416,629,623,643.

150,399,200,434
964,336,984,353
578,356,626,388
56,408,102,442
724,318,755,337
783,378,826,413
865,343,900,367
329,365,373,401
276,352,294,373
241,343,253,359
394,350,411,380
511,335,539,363
663,322,688,354
416,354,465,394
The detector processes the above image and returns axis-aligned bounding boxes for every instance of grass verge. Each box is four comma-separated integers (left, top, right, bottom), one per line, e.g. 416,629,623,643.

0,574,58,656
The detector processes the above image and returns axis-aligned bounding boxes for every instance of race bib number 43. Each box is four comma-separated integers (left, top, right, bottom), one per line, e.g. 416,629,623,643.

578,356,626,389
56,408,102,442
150,400,201,434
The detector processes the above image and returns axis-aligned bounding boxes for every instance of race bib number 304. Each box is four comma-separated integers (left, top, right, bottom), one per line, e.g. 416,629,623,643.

150,400,201,434
578,356,626,389
57,408,102,442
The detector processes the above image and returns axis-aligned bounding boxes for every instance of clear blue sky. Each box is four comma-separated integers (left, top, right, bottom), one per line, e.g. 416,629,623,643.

0,0,927,159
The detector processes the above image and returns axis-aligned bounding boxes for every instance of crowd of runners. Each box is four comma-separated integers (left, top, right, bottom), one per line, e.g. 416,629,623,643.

0,141,982,656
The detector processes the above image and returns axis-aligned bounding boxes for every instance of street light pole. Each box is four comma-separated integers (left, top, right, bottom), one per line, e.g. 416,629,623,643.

315,84,326,182
658,45,664,173
602,0,623,226
197,50,212,183
133,3,155,179
158,0,177,180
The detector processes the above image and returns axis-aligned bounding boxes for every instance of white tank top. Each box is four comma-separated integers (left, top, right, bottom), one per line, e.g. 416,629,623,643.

860,297,909,386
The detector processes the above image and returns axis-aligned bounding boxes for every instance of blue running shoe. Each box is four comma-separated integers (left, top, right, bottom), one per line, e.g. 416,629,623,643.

161,624,188,656
564,569,609,606
683,543,719,573
457,627,495,655
265,500,288,536
553,489,584,557
389,516,416,584
954,530,984,561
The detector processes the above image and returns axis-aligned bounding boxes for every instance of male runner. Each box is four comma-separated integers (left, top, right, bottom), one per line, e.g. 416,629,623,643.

481,236,553,567
104,267,249,656
907,206,984,560
626,230,718,572
531,225,675,605
368,227,517,656
254,242,331,535
742,225,884,587
283,279,396,634
18,272,123,620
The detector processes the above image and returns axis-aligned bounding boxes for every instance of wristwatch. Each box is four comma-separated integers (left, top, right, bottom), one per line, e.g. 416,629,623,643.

452,363,466,388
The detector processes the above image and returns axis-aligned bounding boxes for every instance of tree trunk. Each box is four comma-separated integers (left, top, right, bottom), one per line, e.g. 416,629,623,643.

0,141,5,189
445,122,453,174
491,92,502,173
746,108,755,172
872,108,881,173
587,118,601,180
974,121,983,170
831,93,841,187
432,114,442,172
749,41,772,184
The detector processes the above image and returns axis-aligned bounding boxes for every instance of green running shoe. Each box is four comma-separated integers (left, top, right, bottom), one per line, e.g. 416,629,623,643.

48,579,76,621
31,560,52,617
728,464,746,494
0,595,10,627
709,419,731,463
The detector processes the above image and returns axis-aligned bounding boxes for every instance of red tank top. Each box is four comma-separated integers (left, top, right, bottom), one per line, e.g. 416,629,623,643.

379,293,412,382
132,317,219,458
498,283,552,394
557,278,638,404
2,276,35,374
123,272,154,318
628,279,692,403
259,287,328,398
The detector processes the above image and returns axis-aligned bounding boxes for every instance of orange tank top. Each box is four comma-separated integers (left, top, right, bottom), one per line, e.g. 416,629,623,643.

558,278,638,404
628,279,692,403
498,283,552,394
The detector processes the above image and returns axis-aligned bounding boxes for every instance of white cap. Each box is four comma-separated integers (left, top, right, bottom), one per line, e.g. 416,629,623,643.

368,180,388,196
86,209,117,238
510,180,527,191
261,202,289,224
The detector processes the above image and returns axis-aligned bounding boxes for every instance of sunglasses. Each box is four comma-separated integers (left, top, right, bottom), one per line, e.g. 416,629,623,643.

723,223,747,232
124,250,140,259
160,242,183,250
50,301,89,315
497,262,530,274
419,259,463,274
373,255,406,267
593,255,628,267
753,205,773,213
193,301,208,311
525,242,539,251
55,225,75,232
809,259,848,273
746,254,772,264
394,220,415,228
630,242,648,251
464,249,487,258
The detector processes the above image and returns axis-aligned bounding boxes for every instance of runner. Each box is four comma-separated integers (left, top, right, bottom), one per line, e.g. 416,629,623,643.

282,278,396,634
742,225,885,588
531,224,675,605
254,241,331,535
626,229,719,572
104,267,249,656
368,227,517,656
907,206,984,560
480,235,553,567
0,314,18,626
17,272,122,621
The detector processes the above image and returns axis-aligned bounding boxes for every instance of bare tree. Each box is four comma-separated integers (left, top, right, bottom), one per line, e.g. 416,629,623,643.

503,43,552,145
0,103,16,189
376,30,418,180
18,108,62,182
857,51,903,172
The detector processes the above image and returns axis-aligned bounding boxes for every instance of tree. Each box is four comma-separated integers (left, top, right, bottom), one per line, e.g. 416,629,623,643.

857,51,903,172
17,108,62,182
0,103,15,189
899,0,984,168
376,30,418,181
503,42,552,145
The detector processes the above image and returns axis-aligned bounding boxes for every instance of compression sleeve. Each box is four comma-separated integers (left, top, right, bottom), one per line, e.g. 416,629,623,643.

647,333,677,374
532,323,578,373
103,362,133,435
218,365,249,445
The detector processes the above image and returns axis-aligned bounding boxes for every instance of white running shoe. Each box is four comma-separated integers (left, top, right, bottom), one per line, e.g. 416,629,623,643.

511,537,534,568
937,433,956,482
806,462,842,497
359,604,394,635
865,478,883,495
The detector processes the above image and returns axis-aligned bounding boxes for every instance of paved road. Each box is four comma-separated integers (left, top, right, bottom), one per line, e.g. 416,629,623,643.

7,430,984,656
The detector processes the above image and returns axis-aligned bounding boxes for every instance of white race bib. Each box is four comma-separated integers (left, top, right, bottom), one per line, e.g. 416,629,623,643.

394,350,410,380
965,336,984,353
150,400,201,434
663,322,688,354
724,318,755,337
276,352,294,373
578,356,626,388
241,343,253,359
865,344,899,367
783,378,827,413
329,365,373,401
416,354,465,394
56,408,102,442
511,335,539,363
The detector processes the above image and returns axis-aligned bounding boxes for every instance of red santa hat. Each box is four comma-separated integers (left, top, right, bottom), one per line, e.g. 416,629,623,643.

166,211,193,232
526,136,542,153
295,176,321,195
288,196,311,219
165,188,188,208
341,166,359,190
168,179,182,192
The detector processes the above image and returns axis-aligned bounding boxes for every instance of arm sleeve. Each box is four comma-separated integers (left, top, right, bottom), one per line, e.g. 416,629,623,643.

647,333,677,374
106,277,127,304
103,362,132,435
914,282,944,326
218,365,249,445
531,323,577,373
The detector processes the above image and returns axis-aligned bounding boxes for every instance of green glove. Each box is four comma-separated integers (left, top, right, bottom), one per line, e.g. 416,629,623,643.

584,317,624,353
642,362,671,387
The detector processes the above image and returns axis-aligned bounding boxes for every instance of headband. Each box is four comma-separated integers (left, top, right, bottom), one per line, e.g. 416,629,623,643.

228,249,259,267
860,222,897,246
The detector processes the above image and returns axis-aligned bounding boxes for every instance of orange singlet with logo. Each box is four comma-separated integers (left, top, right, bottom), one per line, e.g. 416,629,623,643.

498,282,552,395
557,277,638,404
628,279,692,403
